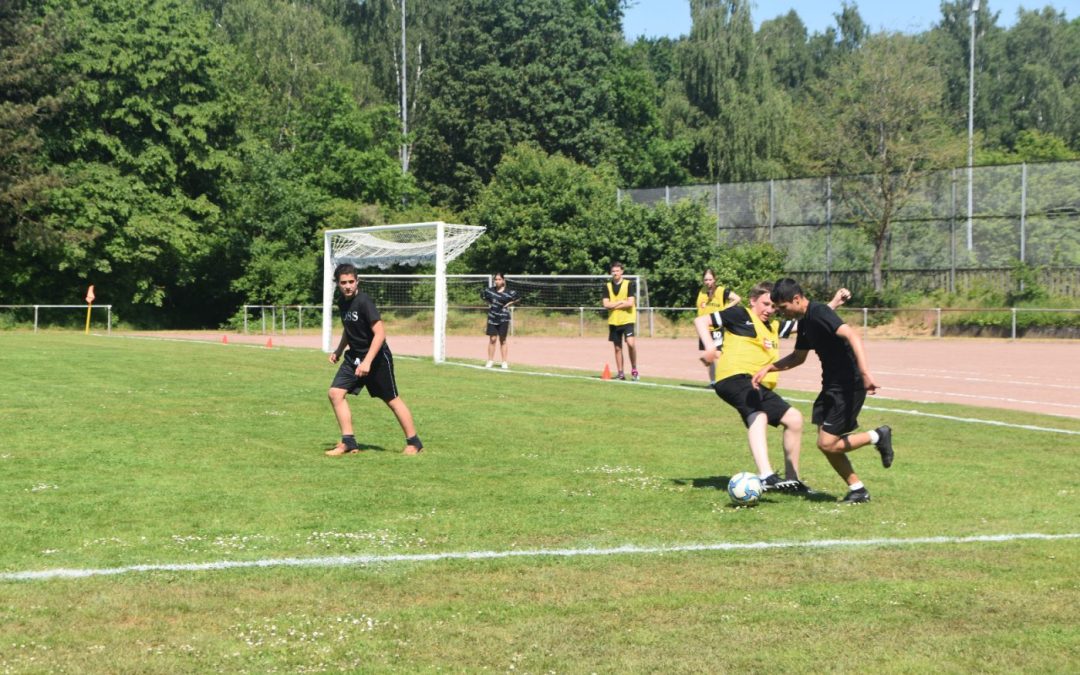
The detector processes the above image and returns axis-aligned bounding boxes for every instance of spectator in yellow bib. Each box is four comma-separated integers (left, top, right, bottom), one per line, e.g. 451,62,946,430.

695,268,740,385
602,261,638,381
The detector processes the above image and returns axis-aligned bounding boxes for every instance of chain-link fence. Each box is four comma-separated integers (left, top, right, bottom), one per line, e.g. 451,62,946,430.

619,161,1080,297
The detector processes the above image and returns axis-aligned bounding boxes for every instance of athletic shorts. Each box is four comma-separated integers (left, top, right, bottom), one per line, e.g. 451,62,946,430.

608,323,635,344
713,374,791,428
486,321,509,338
811,386,867,436
330,348,399,402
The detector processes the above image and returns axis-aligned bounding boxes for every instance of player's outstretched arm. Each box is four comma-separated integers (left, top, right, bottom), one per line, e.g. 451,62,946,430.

828,288,851,309
329,333,348,364
751,349,808,388
694,314,720,364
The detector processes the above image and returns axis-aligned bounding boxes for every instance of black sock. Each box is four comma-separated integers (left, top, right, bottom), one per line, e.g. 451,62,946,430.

406,434,423,450
342,434,358,450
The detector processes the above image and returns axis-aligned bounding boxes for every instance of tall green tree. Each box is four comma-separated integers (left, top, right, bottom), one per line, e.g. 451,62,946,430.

412,0,624,207
13,0,238,323
801,33,964,293
679,0,792,181
0,1,66,300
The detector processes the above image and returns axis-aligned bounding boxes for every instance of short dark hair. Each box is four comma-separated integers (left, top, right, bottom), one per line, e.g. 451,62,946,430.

749,281,773,301
610,261,624,271
334,263,358,281
770,278,803,303
492,271,505,281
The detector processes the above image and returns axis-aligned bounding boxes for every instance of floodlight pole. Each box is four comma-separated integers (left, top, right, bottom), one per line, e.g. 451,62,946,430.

400,0,409,174
966,0,979,251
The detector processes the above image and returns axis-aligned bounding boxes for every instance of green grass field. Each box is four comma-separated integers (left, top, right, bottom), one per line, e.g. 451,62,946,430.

1,333,1077,672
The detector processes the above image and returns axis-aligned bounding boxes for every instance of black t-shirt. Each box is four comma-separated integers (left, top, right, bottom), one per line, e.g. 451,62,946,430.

337,291,385,358
711,306,796,339
793,301,861,389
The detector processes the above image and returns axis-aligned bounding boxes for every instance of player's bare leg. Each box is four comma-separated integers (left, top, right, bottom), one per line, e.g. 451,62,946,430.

745,412,773,477
612,343,625,379
499,334,509,366
626,336,638,376
326,387,358,456
818,429,870,503
386,397,422,455
779,407,803,479
486,335,497,367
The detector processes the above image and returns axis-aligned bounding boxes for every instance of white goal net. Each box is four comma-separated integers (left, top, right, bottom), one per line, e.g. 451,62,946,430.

322,222,485,362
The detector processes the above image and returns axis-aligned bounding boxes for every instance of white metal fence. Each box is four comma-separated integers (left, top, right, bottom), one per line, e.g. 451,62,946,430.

0,304,113,332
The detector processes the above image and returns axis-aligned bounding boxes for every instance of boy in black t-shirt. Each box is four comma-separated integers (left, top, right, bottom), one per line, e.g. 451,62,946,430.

325,263,423,456
752,279,894,504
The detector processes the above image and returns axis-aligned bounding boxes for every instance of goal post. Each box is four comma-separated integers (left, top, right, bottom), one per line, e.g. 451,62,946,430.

322,222,485,362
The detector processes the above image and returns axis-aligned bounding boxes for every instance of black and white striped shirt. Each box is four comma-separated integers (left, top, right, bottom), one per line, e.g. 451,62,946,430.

481,286,519,325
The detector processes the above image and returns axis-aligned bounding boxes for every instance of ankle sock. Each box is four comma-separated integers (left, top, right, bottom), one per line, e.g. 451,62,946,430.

342,434,358,450
867,429,881,444
849,481,865,492
406,435,423,450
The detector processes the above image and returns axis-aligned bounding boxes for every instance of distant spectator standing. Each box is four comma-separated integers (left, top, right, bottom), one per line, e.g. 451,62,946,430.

695,268,740,385
602,262,639,381
481,272,519,369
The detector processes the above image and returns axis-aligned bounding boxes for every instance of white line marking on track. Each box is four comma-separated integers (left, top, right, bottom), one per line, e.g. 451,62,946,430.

4,533,1076,582
448,362,1080,435
876,370,1080,392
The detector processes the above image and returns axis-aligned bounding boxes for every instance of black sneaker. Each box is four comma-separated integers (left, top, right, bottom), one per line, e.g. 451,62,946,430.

841,487,871,504
875,426,894,468
761,473,783,492
774,478,810,493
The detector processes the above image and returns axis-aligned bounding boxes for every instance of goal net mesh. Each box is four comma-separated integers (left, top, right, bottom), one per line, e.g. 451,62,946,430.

329,223,485,269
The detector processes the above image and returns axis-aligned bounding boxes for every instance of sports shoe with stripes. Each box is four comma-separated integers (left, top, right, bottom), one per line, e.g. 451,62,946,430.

875,425,894,468
841,487,871,504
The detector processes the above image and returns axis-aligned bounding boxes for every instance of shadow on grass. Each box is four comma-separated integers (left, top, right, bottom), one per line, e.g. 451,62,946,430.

671,475,839,503
321,442,389,454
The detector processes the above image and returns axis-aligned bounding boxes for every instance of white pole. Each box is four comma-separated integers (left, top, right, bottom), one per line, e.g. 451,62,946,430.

966,0,979,251
433,222,447,363
400,0,409,174
321,232,335,353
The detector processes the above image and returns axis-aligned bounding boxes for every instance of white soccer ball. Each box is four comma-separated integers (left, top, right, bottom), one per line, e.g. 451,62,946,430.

727,472,762,506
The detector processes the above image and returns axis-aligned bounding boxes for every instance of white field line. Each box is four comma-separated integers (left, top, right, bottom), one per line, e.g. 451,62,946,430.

98,335,1080,433
450,362,1080,435
875,369,1080,392
4,533,1077,583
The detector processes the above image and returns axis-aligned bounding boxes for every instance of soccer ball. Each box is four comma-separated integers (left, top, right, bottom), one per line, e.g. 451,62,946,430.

727,472,762,506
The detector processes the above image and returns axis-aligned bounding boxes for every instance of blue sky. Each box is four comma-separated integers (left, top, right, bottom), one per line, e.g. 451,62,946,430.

622,1,1078,40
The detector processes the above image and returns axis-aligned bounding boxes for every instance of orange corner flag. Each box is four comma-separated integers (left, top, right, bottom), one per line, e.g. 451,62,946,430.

84,285,95,334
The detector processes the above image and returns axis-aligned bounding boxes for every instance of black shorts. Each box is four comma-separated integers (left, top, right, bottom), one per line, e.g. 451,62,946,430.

486,321,509,338
608,323,635,344
330,348,400,402
713,374,791,427
811,386,867,436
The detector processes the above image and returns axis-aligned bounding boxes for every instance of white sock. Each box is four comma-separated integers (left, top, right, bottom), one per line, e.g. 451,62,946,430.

867,429,880,444
849,481,865,491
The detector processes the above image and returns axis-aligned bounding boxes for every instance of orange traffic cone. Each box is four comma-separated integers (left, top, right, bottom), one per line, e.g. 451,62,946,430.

601,363,611,380
221,334,228,344
265,337,273,349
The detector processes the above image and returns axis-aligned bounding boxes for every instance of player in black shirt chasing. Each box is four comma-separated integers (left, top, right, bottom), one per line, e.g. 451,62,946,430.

751,279,893,504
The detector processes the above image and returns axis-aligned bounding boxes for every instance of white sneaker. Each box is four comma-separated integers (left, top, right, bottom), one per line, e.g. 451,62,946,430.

501,362,509,369
485,361,493,368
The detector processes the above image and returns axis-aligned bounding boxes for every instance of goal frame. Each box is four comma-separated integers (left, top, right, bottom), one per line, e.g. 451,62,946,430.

322,222,485,363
